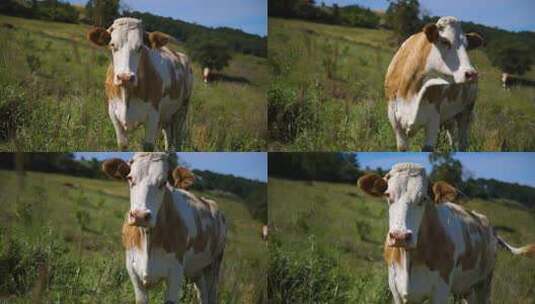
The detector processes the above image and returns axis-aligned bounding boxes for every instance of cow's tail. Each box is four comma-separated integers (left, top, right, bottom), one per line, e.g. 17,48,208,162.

496,235,535,258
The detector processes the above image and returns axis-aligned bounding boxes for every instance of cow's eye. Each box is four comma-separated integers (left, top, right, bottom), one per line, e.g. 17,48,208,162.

127,176,135,186
158,181,166,189
109,43,117,51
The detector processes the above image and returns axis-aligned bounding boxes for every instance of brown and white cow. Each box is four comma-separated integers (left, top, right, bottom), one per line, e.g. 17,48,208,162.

203,67,211,84
88,18,193,152
385,17,484,151
502,72,535,90
102,153,226,304
358,163,535,304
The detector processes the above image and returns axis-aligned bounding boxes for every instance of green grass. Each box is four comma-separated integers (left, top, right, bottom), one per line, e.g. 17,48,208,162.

0,170,267,303
0,15,267,151
268,18,535,151
268,178,535,303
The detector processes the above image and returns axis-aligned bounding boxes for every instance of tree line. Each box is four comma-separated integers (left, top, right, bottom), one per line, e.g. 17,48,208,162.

269,152,535,209
0,153,267,221
268,0,534,76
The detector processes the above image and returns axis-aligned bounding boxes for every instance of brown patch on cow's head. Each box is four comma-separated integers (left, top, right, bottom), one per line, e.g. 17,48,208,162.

151,190,189,260
384,32,433,101
412,204,455,283
466,32,484,50
430,181,458,204
102,158,130,180
147,32,169,48
87,27,111,46
357,174,387,197
423,23,439,43
170,167,195,189
122,218,142,249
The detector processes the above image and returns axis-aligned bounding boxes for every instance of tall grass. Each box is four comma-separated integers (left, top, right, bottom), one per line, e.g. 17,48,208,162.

268,178,535,303
0,170,267,303
0,15,267,151
268,18,535,151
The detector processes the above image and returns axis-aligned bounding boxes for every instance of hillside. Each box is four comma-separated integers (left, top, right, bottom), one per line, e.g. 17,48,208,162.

0,15,267,151
0,170,267,303
268,18,535,151
268,178,535,303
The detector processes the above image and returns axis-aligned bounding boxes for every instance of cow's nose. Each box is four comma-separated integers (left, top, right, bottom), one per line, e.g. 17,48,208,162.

117,73,135,84
389,230,412,241
129,209,151,225
465,70,478,81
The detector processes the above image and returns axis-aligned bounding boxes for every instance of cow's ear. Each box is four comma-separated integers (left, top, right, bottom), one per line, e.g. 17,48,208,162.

466,32,483,50
87,27,111,46
170,167,195,189
101,158,130,181
358,174,387,197
423,23,439,43
431,181,457,204
148,31,169,48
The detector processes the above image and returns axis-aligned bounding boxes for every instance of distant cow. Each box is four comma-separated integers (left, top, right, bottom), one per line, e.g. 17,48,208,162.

102,153,226,304
261,224,269,241
203,67,211,83
87,18,193,151
358,163,535,303
502,72,535,90
385,17,484,151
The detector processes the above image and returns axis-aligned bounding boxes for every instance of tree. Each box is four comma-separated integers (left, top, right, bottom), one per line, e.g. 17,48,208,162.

384,0,421,44
189,39,232,72
488,39,532,75
85,0,120,27
428,153,463,186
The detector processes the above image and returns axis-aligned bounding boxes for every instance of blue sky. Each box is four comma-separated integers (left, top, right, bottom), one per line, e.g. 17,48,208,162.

321,0,535,32
358,152,535,187
66,0,267,36
74,152,267,182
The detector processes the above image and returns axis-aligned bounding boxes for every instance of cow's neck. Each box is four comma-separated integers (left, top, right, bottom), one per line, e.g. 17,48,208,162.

106,47,162,110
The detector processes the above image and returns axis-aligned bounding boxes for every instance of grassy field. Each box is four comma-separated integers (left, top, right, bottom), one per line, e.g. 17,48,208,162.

0,15,267,151
268,18,535,151
268,178,535,303
0,170,267,303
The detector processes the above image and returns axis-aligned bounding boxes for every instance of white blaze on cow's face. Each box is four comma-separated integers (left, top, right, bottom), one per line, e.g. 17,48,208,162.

108,18,144,86
127,153,170,228
425,16,481,84
385,163,428,249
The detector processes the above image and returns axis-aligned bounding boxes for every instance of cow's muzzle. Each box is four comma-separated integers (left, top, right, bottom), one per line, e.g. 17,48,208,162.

116,73,136,86
128,209,151,226
388,230,413,248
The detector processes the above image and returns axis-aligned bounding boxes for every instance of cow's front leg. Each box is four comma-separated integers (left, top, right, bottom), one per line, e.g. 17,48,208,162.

422,117,440,152
388,269,402,304
126,259,149,304
164,265,184,304
108,105,128,150
143,109,159,151
430,283,449,304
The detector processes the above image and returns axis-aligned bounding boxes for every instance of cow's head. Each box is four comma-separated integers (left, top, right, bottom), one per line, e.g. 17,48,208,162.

423,16,483,83
358,163,457,249
102,153,194,228
87,18,170,86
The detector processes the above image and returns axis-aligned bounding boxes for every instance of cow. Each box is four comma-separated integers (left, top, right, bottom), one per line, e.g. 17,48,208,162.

502,72,535,90
261,224,269,241
384,17,484,151
358,163,535,304
203,67,211,84
102,153,227,304
87,18,194,152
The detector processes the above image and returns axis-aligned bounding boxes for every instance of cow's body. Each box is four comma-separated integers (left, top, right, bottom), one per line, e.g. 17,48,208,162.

385,202,496,303
89,18,193,151
123,189,226,303
102,153,226,304
385,17,482,151
358,163,535,303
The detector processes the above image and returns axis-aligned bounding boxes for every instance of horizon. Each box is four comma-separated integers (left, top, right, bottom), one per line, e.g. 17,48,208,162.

74,152,267,182
320,0,535,32
358,152,535,187
66,0,267,36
